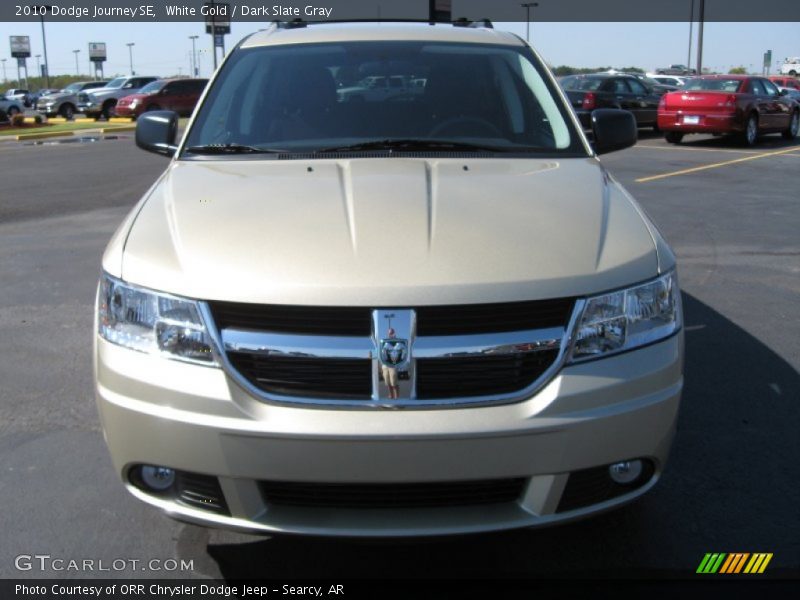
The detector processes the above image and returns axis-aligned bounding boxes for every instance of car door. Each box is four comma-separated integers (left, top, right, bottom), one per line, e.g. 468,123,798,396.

604,78,642,125
627,78,658,125
760,78,792,130
156,82,178,111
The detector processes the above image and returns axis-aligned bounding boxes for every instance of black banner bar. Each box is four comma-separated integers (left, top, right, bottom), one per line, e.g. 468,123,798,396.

4,0,800,23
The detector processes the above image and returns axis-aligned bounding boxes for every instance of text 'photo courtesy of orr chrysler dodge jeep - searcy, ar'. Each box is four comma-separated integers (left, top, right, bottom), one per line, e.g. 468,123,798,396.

94,20,684,537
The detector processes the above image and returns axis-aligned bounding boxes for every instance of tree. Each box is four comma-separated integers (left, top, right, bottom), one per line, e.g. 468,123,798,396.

728,66,747,75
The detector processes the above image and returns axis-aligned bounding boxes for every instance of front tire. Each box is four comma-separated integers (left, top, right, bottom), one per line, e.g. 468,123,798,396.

6,106,20,118
665,131,683,144
101,101,116,121
782,111,799,140
742,114,758,146
59,103,75,120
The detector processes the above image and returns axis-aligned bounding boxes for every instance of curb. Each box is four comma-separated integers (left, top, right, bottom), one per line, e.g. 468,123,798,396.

101,125,136,133
108,117,134,123
15,131,75,141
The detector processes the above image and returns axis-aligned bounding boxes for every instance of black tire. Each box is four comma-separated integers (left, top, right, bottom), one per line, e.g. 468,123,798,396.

741,114,758,147
101,101,116,121
58,103,75,120
6,106,20,117
782,111,799,140
652,122,660,133
664,131,683,144
789,70,797,76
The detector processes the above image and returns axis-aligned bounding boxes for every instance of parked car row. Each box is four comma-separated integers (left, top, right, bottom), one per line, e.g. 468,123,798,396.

24,76,209,121
559,72,800,146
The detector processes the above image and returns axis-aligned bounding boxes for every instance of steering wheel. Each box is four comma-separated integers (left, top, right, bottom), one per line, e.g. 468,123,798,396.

429,116,503,138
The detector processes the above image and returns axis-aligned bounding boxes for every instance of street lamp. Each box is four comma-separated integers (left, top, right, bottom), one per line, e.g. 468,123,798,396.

33,4,53,87
73,49,80,76
189,35,199,77
1,59,6,83
521,2,539,42
126,42,135,75
35,54,41,76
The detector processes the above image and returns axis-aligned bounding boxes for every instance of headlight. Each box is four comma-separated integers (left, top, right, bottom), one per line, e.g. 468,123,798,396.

129,99,139,108
97,274,217,364
569,271,681,362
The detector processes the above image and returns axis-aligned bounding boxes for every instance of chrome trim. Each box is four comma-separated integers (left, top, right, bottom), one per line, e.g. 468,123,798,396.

199,300,586,410
221,329,372,360
413,328,562,358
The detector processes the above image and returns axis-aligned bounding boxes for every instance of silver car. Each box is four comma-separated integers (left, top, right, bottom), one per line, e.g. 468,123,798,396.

36,80,109,119
95,21,683,537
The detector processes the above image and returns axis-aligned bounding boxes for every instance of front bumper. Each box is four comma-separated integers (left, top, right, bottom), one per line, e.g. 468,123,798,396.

95,332,683,536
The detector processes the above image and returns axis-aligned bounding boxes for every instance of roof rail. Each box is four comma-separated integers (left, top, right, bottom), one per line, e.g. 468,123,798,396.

452,18,494,29
272,18,494,29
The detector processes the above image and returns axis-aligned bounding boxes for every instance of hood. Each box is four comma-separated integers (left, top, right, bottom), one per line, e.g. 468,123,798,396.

39,93,62,101
88,87,121,98
118,93,147,104
115,158,660,306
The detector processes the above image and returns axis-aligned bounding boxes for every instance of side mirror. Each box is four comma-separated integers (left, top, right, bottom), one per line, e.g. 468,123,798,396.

135,111,179,157
778,88,789,96
591,108,637,155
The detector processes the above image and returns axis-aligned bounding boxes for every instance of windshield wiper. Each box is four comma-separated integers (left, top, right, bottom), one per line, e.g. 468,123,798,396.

183,143,286,155
314,139,519,154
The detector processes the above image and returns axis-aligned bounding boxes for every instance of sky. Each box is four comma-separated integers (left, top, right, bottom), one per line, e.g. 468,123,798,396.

0,20,798,83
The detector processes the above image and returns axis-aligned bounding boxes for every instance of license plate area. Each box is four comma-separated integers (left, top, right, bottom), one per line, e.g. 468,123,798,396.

683,115,700,125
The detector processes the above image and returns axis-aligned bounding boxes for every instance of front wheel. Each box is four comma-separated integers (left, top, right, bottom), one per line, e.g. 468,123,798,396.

741,114,758,146
782,111,799,140
59,103,75,120
664,131,683,144
101,101,116,121
6,106,20,118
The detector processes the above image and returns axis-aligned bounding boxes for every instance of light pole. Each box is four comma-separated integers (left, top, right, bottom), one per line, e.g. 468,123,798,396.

73,49,80,76
521,2,539,42
35,54,41,76
687,0,694,76
126,42,135,75
1,59,6,83
189,35,199,77
35,4,53,87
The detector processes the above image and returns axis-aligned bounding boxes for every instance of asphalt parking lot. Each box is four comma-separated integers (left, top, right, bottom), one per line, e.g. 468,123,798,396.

0,130,798,580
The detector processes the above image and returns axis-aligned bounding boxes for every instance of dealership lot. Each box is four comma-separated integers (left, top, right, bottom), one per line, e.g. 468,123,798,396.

0,132,798,578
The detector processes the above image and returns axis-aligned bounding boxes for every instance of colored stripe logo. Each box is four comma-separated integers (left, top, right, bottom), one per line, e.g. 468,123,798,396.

697,553,773,574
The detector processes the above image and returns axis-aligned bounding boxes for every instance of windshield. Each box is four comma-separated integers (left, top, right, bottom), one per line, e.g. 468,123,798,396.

683,78,744,92
105,78,126,89
139,81,164,94
63,83,82,93
184,41,584,157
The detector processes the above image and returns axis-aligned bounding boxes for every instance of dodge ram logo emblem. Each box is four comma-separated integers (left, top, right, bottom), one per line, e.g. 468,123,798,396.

380,339,408,366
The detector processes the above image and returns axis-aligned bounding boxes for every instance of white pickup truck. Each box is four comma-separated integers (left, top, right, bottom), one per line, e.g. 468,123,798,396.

781,58,800,76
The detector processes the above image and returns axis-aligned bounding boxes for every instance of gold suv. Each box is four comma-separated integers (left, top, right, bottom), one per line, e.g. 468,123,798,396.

94,20,683,536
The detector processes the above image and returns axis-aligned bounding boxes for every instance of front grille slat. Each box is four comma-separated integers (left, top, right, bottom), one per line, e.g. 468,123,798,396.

260,478,526,508
228,352,372,399
416,350,559,399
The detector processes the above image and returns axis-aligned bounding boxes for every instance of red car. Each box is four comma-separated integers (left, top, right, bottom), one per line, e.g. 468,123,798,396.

115,78,208,118
657,75,799,146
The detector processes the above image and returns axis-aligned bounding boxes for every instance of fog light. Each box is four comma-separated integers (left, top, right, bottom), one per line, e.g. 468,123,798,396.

140,465,176,491
609,460,643,484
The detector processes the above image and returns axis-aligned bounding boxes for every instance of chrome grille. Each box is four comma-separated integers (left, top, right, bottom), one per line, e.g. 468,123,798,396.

204,299,579,408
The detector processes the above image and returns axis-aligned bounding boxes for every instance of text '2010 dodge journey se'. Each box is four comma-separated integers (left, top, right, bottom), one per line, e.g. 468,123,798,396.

94,21,683,536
